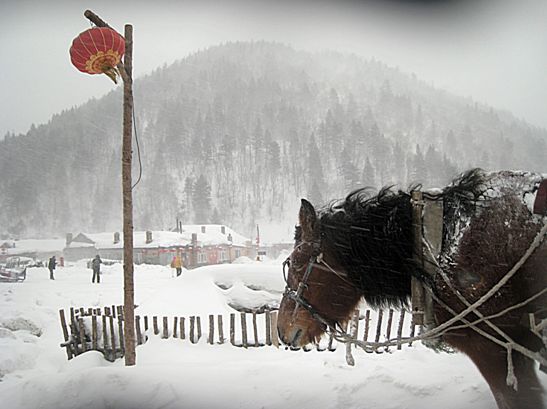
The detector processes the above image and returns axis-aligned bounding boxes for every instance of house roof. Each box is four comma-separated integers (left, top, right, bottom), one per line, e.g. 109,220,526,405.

1,239,66,255
66,225,250,250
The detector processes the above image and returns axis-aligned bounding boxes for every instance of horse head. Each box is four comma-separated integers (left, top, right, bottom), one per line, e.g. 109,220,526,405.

277,198,361,348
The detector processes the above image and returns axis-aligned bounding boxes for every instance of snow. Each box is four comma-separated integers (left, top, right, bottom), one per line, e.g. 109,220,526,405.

0,259,545,409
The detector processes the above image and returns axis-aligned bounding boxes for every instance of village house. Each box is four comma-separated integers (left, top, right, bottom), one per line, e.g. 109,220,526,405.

63,225,252,268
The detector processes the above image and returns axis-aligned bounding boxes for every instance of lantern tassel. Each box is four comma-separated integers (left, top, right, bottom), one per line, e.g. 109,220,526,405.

102,66,119,84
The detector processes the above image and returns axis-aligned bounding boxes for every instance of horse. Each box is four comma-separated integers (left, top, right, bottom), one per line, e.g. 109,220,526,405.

277,169,546,409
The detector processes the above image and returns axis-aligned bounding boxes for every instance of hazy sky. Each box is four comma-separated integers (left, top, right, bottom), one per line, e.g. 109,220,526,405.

1,0,546,137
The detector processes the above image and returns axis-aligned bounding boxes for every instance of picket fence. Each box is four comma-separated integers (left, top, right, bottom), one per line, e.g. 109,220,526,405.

58,305,415,362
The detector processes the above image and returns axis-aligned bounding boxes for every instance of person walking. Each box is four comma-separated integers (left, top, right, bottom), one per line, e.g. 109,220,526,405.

171,253,183,277
48,256,57,280
92,254,102,283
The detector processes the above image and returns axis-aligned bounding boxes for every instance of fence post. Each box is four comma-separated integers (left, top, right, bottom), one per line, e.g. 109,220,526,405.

109,315,116,358
363,310,371,343
162,316,168,339
218,315,224,344
208,315,214,344
190,316,195,343
252,312,259,347
92,315,98,350
197,316,202,341
144,316,149,331
270,311,279,348
153,316,159,335
375,309,384,344
265,311,272,346
173,317,178,338
59,309,73,359
78,318,87,352
180,317,185,340
136,315,143,345
240,313,248,348
102,315,108,355
385,309,394,351
345,309,359,366
230,313,235,345
118,316,125,355
397,310,405,350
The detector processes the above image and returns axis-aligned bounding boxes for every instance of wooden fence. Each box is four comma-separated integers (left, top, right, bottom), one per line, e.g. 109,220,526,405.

59,305,415,362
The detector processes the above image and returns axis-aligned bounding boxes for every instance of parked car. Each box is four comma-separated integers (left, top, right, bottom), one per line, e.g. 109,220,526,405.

0,256,34,282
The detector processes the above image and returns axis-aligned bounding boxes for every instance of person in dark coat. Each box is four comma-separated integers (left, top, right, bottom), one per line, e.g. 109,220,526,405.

48,256,56,280
91,254,102,283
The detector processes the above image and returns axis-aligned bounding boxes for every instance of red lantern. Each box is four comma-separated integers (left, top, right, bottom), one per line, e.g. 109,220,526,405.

69,27,125,83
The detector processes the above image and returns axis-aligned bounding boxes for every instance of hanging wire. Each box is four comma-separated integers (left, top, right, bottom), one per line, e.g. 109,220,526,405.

131,95,143,190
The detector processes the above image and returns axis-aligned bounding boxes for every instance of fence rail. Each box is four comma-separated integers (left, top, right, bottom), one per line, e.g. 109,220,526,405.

58,306,415,362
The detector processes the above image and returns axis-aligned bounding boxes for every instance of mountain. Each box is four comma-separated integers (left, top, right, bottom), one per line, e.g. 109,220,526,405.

1,41,546,239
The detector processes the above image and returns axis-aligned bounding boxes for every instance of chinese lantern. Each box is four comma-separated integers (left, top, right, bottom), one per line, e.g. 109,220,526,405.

69,27,125,83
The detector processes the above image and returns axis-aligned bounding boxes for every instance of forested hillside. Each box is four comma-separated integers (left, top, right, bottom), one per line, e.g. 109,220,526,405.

1,41,545,238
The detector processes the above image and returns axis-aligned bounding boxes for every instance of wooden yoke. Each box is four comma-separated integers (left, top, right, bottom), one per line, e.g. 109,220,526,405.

411,190,443,328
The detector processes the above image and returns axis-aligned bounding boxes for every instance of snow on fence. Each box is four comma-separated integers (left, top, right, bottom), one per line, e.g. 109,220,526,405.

58,306,416,362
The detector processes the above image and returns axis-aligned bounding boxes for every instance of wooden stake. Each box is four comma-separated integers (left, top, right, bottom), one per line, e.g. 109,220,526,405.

190,316,195,343
363,310,371,342
241,313,248,348
136,315,143,345
92,315,98,350
386,309,394,345
118,316,125,354
109,315,116,357
59,309,73,359
217,315,224,344
375,309,384,344
173,317,178,338
196,316,202,341
153,316,159,335
252,312,259,347
162,316,168,339
78,318,87,352
270,311,279,348
102,315,108,352
397,310,405,350
180,317,185,340
265,311,272,346
230,313,235,345
208,315,214,344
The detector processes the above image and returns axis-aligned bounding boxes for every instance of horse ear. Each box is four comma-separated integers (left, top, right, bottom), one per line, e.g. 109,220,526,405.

299,199,317,241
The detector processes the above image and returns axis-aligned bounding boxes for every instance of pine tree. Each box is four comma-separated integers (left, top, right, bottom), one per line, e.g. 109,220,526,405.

192,175,212,224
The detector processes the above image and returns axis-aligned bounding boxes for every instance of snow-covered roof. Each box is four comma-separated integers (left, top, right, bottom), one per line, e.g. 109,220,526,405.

66,225,250,250
1,239,66,255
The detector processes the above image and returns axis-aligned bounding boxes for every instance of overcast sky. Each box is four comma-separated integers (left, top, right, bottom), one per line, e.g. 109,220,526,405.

1,0,546,138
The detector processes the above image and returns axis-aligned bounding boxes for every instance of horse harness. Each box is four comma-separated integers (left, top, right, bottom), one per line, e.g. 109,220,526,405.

282,240,352,333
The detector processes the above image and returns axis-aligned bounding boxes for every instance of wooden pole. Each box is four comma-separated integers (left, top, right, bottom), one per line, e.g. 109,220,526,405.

59,309,73,359
252,312,259,347
208,315,214,344
83,9,136,366
217,315,224,344
162,316,168,339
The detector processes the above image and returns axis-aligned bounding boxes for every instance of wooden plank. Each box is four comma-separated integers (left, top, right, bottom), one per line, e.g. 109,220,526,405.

196,316,202,341
153,316,159,335
208,315,214,344
345,310,359,366
270,311,279,348
111,304,116,319
135,315,143,345
386,309,394,342
173,317,178,338
265,311,272,346
78,318,87,352
59,309,73,359
144,316,149,331
374,309,383,344
102,315,108,352
162,316,168,339
180,317,185,340
397,310,406,350
411,190,425,326
105,306,111,316
252,312,259,347
118,316,125,355
117,305,123,319
92,315,98,350
240,313,248,348
363,310,371,342
218,315,224,344
230,313,235,345
109,315,116,357
190,316,195,343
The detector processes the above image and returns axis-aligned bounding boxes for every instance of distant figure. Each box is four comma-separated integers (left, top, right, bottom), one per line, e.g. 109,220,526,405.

171,254,183,277
48,256,57,280
92,254,102,283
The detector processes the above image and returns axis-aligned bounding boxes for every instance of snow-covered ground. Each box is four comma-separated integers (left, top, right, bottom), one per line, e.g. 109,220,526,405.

1,258,545,409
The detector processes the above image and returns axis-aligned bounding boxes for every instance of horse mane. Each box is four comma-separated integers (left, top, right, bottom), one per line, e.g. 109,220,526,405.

316,168,488,309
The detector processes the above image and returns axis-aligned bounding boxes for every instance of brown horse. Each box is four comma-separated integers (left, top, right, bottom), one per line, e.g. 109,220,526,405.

277,169,546,409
